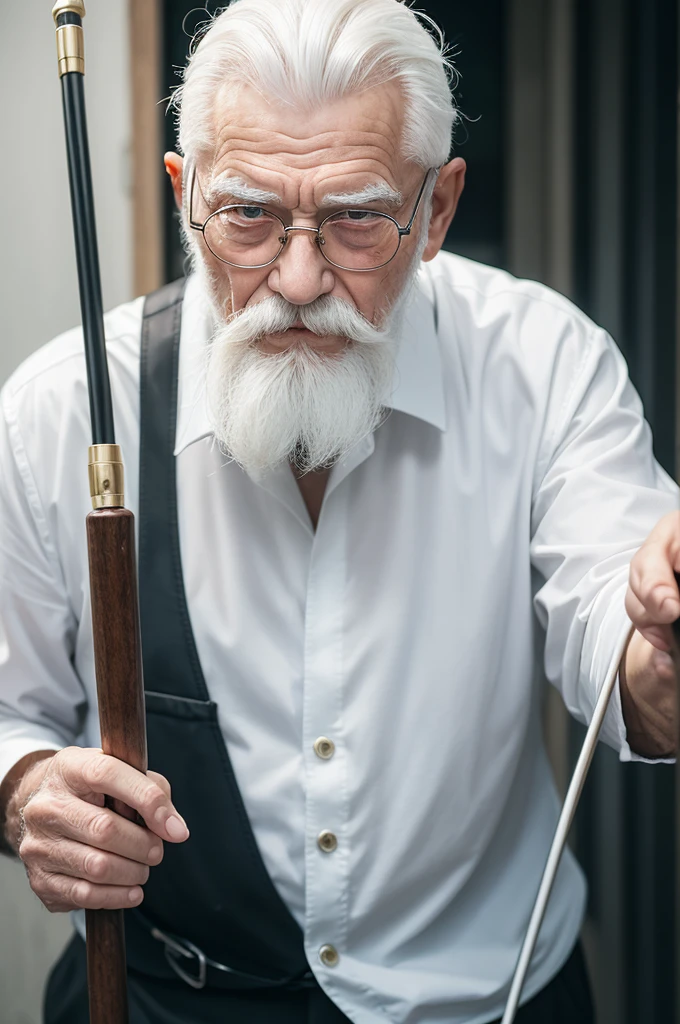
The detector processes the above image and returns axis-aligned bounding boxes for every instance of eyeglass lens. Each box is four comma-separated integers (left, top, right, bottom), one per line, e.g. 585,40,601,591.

203,207,401,270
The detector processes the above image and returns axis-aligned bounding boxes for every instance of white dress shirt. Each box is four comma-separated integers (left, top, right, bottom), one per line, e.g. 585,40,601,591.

1,253,677,1023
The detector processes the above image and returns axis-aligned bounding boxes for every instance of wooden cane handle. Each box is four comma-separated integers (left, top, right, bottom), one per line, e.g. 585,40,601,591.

85,507,147,1024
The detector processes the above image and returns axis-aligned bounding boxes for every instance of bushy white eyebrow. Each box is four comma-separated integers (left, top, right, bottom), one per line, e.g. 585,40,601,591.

322,183,403,208
205,175,402,210
206,175,282,206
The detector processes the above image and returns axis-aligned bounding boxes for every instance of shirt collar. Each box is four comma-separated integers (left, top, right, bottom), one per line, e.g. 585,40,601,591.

174,267,446,457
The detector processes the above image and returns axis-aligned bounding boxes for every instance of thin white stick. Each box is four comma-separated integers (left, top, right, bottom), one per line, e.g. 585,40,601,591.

500,653,623,1024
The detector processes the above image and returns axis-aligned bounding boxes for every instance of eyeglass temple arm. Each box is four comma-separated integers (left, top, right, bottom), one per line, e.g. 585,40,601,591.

186,164,204,231
399,168,437,237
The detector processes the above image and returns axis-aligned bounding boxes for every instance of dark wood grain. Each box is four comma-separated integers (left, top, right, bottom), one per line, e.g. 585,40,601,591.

86,507,147,772
86,909,129,1024
86,507,147,1024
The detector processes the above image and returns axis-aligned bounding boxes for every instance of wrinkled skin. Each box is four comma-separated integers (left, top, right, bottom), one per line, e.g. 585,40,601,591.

3,747,188,911
165,81,466,353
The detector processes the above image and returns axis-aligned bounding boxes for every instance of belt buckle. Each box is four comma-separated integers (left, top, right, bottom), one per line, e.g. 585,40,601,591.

151,926,207,990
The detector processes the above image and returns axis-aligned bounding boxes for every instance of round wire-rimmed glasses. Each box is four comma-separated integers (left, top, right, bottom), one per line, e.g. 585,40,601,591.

187,165,435,272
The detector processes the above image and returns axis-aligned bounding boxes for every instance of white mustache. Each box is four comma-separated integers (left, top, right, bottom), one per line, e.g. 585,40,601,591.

218,295,389,347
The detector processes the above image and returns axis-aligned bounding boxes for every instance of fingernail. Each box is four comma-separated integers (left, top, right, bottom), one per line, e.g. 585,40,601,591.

155,805,186,827
128,887,143,903
165,814,189,840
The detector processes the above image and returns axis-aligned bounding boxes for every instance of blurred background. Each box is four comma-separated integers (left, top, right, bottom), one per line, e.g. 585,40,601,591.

0,1,678,1021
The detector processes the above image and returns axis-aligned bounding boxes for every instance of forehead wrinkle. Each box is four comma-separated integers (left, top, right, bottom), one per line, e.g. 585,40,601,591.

210,154,401,214
212,119,401,161
210,141,400,206
210,80,406,174
213,137,399,172
209,157,298,208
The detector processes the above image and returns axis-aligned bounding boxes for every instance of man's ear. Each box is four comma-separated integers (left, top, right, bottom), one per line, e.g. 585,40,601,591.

422,157,466,262
164,152,184,212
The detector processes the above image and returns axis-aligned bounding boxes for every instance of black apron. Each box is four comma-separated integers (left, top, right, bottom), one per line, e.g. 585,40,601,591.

43,281,594,1023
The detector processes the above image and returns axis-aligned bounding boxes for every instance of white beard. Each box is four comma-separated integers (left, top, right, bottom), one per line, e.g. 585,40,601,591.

203,289,413,478
194,219,428,479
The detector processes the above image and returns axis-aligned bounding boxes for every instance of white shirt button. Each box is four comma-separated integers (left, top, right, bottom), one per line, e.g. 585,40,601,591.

317,829,338,853
313,736,335,759
319,944,339,967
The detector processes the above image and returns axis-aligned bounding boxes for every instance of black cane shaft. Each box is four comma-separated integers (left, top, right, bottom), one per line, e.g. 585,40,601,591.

59,67,115,445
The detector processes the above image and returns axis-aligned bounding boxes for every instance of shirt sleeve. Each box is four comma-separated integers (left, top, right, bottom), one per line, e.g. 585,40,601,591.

0,389,86,789
530,324,679,762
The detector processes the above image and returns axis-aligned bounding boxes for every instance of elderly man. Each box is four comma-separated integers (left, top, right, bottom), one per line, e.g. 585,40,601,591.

0,0,678,1022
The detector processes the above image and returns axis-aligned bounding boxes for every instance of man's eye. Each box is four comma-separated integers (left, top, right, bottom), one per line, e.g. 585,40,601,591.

344,210,373,221
241,206,265,219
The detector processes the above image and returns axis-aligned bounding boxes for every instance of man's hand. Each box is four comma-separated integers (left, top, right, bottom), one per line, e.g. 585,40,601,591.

4,746,188,912
625,510,680,652
622,510,680,758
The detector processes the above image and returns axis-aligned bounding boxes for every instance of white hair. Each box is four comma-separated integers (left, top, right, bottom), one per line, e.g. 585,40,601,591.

172,0,457,170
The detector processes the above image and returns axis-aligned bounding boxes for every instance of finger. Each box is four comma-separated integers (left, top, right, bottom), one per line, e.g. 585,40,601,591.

60,752,188,842
624,589,672,651
645,510,680,569
626,572,678,629
625,586,659,630
26,837,151,888
637,624,674,653
24,792,165,866
147,771,171,800
30,868,145,913
629,543,680,622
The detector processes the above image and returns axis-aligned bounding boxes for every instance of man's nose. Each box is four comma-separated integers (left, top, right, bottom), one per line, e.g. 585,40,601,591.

267,227,335,305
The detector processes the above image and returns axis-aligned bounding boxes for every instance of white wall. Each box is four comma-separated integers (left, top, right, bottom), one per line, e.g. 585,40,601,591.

0,3,133,1021
0,0,133,387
